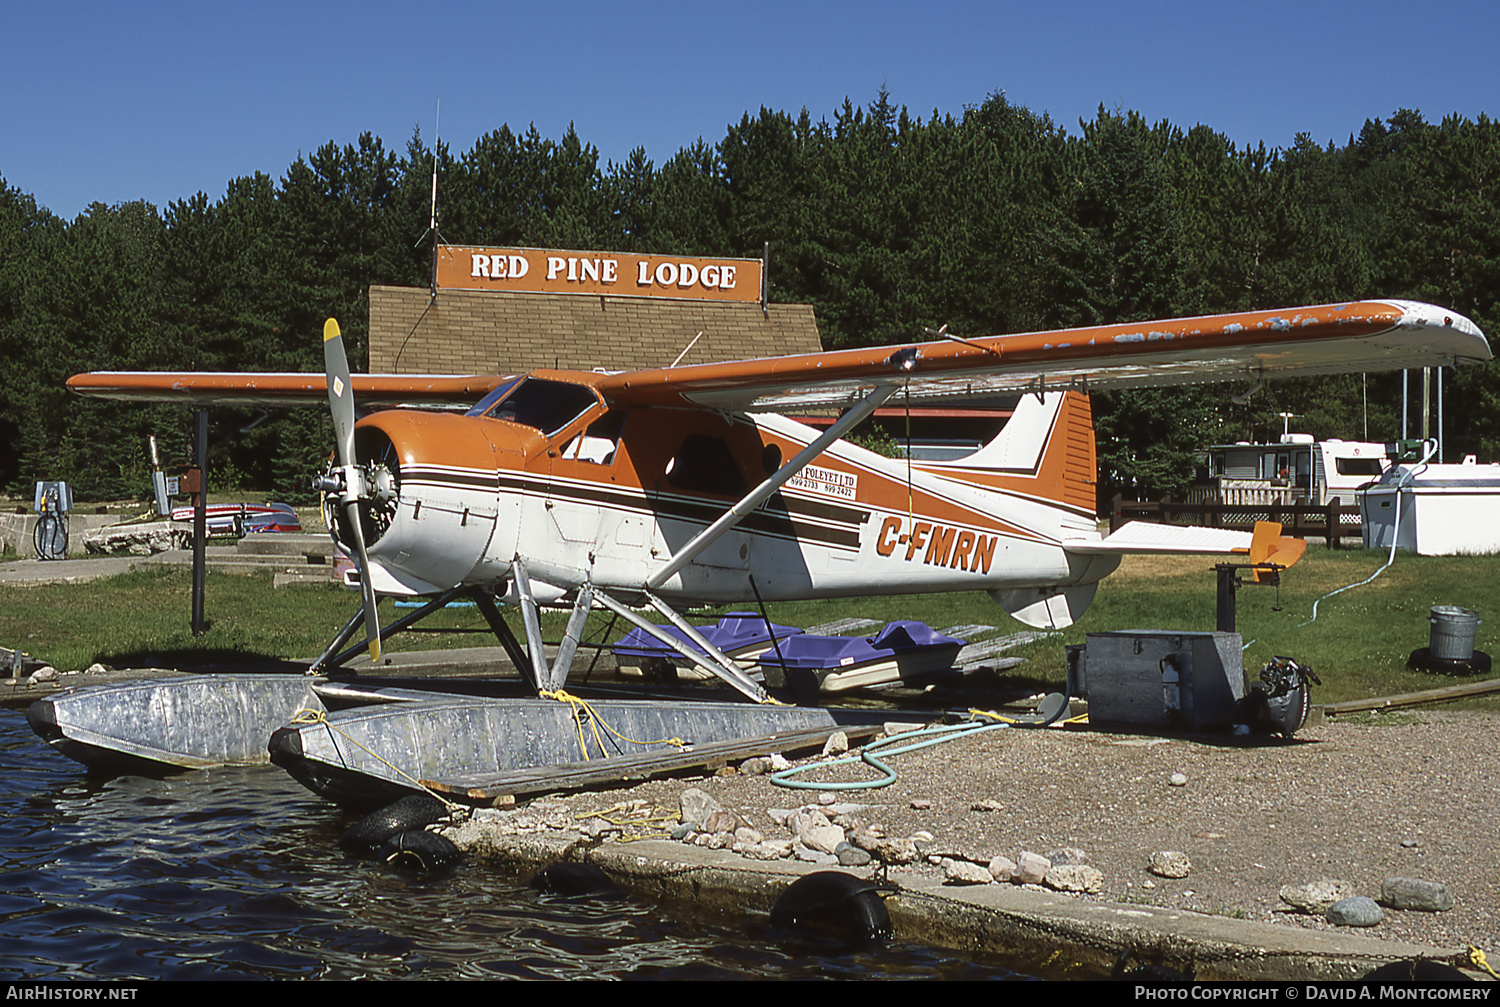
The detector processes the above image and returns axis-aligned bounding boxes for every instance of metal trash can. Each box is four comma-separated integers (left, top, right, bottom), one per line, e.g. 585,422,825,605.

1429,606,1481,661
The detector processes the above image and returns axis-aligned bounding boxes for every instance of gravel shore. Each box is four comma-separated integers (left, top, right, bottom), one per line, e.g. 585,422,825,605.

561,706,1499,959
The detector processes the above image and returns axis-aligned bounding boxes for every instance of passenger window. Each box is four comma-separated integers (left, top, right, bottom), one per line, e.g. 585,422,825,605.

664,435,746,496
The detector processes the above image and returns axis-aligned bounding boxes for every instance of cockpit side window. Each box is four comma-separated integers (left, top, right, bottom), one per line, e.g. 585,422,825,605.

560,410,626,465
483,378,600,436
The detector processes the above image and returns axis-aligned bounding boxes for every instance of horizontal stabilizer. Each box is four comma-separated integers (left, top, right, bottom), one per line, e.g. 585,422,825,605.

1249,520,1307,579
1064,521,1254,555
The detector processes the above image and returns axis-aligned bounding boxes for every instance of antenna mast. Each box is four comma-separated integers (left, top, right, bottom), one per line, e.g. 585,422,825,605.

428,101,440,303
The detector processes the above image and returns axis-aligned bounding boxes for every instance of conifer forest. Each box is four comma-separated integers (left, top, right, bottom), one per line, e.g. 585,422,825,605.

2,92,1496,505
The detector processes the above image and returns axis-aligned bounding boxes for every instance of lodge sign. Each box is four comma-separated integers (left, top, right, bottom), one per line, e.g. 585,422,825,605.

436,245,763,304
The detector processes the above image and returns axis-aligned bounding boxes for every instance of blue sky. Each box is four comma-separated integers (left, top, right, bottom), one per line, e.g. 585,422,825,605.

4,0,1496,221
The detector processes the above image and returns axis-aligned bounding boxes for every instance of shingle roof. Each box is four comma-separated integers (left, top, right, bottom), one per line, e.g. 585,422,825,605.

369,286,823,375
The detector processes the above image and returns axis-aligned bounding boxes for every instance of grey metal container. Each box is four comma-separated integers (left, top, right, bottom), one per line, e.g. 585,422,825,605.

1076,630,1247,731
1428,606,1481,661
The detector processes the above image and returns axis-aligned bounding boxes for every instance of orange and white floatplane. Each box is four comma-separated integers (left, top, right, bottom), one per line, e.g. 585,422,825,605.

33,300,1490,806
65,300,1490,705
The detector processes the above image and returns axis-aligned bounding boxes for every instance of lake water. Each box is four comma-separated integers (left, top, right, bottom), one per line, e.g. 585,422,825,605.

0,709,1037,981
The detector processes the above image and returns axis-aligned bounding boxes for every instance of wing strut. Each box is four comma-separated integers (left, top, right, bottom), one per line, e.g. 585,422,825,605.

645,382,900,591
591,590,770,703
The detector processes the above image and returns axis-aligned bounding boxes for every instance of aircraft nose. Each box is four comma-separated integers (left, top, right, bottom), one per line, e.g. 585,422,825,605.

324,425,402,555
335,410,504,593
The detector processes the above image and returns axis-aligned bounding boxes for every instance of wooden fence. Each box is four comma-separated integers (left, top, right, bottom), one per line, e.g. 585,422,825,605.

1108,494,1361,548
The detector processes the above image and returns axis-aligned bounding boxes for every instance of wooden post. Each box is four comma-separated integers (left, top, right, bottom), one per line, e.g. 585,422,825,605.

1327,498,1341,549
191,410,208,636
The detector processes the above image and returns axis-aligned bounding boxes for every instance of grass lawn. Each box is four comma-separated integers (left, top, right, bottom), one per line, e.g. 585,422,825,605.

2,547,1495,708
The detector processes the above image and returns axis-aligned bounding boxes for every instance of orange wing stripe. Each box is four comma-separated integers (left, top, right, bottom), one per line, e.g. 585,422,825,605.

595,301,1487,410
66,372,511,405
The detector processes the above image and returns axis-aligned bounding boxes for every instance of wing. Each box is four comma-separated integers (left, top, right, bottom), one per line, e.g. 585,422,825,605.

593,300,1491,412
66,300,1489,410
66,372,513,407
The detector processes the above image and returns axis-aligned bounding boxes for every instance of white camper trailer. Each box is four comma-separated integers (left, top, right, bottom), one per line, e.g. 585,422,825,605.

1194,436,1389,508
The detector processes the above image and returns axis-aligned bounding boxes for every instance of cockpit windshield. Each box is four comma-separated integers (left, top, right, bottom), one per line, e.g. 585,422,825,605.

478,378,601,436
465,379,521,418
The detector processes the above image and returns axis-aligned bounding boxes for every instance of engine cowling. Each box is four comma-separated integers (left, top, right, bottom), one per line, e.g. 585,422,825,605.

330,410,509,595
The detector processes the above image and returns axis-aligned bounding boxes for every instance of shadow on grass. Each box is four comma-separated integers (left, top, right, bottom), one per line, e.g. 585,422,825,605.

93,647,310,674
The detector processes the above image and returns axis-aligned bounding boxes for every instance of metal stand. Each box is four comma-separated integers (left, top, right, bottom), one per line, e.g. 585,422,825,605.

1214,562,1285,633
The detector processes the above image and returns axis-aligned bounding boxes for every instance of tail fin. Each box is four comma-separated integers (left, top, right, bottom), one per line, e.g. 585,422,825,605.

922,391,1096,515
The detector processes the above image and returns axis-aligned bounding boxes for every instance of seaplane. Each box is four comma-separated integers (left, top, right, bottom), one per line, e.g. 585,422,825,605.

33,298,1490,805
65,299,1491,706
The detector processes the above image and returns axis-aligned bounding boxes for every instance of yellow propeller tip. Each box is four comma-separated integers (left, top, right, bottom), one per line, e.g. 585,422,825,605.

323,318,341,342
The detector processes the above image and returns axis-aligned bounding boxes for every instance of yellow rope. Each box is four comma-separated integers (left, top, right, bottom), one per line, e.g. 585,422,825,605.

576,802,678,828
1469,946,1498,979
539,689,687,761
966,706,1088,726
573,802,680,842
289,707,458,810
967,707,1020,725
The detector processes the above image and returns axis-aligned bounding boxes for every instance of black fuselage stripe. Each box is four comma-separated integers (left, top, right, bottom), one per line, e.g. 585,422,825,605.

403,469,864,550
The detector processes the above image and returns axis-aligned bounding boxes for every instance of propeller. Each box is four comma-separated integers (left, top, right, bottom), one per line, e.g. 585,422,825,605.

323,318,382,663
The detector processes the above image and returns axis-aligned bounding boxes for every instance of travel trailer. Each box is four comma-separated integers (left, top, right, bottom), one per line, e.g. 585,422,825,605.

1193,436,1390,508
